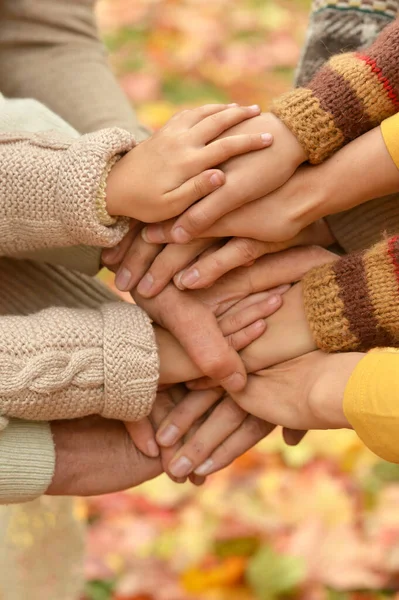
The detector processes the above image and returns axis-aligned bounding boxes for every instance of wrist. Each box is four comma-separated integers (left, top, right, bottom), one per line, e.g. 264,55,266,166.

267,112,308,165
46,422,73,495
285,163,331,231
105,152,130,218
155,326,201,384
309,352,364,429
316,127,399,221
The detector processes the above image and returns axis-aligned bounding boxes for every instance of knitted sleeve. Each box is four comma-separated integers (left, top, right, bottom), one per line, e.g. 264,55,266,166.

0,302,159,422
0,127,135,256
272,19,399,164
294,1,396,87
302,235,399,352
0,419,55,504
0,0,150,140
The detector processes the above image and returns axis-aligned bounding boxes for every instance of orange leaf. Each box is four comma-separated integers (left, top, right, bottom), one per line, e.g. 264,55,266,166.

181,556,246,593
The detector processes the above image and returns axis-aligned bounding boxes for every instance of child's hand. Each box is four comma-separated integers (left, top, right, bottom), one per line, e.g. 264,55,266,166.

142,112,307,244
105,104,273,222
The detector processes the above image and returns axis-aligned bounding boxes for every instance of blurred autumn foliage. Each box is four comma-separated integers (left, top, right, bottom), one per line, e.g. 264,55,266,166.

83,2,399,599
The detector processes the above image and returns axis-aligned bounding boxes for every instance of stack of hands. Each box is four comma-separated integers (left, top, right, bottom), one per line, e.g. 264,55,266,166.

53,103,382,494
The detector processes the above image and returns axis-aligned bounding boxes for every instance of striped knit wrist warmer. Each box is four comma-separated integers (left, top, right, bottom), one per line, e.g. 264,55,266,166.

272,20,399,163
303,236,399,352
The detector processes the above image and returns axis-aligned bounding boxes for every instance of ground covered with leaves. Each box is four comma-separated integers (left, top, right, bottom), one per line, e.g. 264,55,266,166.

83,2,399,598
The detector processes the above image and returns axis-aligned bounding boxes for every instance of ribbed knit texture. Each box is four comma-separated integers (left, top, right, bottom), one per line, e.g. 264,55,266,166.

303,235,399,351
0,258,159,422
0,124,134,255
0,420,54,504
273,19,399,163
0,3,151,599
0,89,159,505
293,0,399,253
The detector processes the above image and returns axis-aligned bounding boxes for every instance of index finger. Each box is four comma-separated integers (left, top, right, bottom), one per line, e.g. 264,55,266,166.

196,245,337,309
133,285,248,393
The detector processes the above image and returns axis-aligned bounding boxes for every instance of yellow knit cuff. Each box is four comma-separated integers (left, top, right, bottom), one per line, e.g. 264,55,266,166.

381,114,399,171
343,350,399,463
95,155,120,227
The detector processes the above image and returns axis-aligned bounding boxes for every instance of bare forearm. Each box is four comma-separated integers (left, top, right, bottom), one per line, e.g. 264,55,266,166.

298,125,399,227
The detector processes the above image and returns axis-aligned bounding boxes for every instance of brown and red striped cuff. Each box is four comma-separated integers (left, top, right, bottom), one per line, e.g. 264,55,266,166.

271,20,399,164
303,236,399,352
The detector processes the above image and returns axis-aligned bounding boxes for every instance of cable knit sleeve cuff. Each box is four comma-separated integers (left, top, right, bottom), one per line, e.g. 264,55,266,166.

101,303,159,421
303,237,399,352
58,128,135,247
0,419,55,504
271,21,399,164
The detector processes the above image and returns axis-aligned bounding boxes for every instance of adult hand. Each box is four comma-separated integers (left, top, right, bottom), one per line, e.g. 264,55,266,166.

143,112,307,244
47,416,163,496
231,351,364,431
156,387,304,479
132,281,283,394
116,219,333,298
173,219,334,291
194,245,337,316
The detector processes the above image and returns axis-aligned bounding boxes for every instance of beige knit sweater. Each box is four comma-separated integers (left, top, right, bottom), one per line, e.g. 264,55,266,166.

0,0,161,509
0,95,160,501
0,3,156,599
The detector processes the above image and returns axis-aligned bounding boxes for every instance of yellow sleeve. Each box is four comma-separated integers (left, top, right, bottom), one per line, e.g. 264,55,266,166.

381,114,399,170
343,348,399,463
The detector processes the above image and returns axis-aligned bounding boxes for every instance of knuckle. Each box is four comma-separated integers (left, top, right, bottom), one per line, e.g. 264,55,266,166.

193,176,205,199
221,400,245,425
234,238,259,263
226,312,242,332
216,137,231,161
244,416,268,438
201,353,229,380
187,438,206,459
184,205,210,234
209,112,222,124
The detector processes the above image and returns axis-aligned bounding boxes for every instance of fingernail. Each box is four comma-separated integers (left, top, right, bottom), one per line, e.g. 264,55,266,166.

227,102,239,107
172,226,191,244
261,133,273,145
248,104,260,112
267,294,280,306
141,224,165,244
137,272,154,295
252,319,265,330
115,267,131,291
141,227,150,243
147,439,159,458
157,424,180,446
102,244,120,264
169,456,193,478
180,268,200,288
210,173,222,186
222,371,246,392
195,459,214,476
